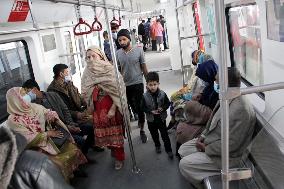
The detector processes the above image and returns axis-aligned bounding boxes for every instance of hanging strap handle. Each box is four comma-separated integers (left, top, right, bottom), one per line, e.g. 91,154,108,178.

92,17,103,31
73,18,93,35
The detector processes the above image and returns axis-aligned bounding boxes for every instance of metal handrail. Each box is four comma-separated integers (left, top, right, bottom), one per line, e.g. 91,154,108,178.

45,0,131,12
180,33,211,40
59,52,81,57
102,0,139,174
175,0,186,86
214,1,230,189
240,82,284,95
0,24,74,35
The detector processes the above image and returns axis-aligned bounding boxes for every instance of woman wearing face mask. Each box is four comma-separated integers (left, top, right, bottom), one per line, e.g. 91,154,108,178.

168,50,213,129
6,87,87,180
81,46,129,170
195,59,219,110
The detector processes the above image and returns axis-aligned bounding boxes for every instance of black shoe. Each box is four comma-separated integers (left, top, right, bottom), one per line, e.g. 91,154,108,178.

140,130,147,143
134,114,139,121
74,167,88,178
92,146,105,152
156,146,162,154
167,121,176,130
86,157,97,164
167,151,174,159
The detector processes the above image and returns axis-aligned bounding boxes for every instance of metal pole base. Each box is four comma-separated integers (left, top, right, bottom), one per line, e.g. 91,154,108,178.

132,166,141,174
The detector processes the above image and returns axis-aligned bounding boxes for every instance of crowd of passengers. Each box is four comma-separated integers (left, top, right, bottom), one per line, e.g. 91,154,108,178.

0,28,256,189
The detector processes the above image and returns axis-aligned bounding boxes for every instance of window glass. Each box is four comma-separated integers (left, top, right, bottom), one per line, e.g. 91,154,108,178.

227,4,263,86
0,41,33,122
266,0,284,42
64,31,77,75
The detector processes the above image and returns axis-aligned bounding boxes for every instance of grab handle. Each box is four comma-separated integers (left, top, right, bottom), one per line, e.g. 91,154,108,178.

73,18,92,36
92,17,103,31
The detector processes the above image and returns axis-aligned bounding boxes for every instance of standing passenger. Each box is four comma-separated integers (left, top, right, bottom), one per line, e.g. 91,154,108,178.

103,30,112,62
81,46,128,170
116,29,148,143
141,72,173,159
138,20,147,51
154,19,164,52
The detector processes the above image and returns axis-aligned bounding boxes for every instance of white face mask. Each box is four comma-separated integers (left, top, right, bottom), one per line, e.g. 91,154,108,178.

112,32,117,40
64,75,72,83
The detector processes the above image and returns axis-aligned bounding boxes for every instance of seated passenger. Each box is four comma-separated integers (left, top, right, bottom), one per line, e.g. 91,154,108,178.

168,50,213,128
0,127,73,189
47,64,89,123
22,79,94,157
195,58,219,110
178,68,256,189
6,87,87,180
176,101,212,157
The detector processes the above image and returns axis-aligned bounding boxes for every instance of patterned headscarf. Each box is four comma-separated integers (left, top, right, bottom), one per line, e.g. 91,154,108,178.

81,46,130,122
6,87,59,155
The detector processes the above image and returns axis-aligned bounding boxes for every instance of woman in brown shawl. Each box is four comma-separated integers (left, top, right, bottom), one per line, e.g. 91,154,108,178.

176,101,212,158
81,46,129,170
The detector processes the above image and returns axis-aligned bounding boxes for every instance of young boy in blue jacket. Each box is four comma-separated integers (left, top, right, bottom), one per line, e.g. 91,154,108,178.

141,72,173,159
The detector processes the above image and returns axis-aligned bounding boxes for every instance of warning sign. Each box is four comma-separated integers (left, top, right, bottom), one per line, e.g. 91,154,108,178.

8,0,30,22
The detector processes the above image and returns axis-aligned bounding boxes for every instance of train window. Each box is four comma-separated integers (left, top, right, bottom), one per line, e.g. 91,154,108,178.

64,31,77,75
226,4,264,93
266,0,284,42
42,34,57,52
0,41,34,122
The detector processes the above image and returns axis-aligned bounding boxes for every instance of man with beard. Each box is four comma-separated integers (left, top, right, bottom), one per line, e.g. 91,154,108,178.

116,29,148,143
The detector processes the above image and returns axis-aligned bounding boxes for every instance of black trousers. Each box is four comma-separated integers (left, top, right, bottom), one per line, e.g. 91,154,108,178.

72,122,94,154
126,83,145,124
148,119,172,152
151,40,157,51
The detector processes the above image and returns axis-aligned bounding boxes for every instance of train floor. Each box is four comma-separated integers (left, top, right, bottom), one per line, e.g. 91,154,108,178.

72,49,193,189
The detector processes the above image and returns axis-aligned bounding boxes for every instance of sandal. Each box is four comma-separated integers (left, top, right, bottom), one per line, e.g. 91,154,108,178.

114,160,123,170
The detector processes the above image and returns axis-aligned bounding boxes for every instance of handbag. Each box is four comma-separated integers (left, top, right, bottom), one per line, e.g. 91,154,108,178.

50,125,70,149
176,122,204,144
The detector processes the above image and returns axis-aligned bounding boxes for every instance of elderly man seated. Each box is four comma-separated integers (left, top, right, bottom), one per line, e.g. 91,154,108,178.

178,67,256,189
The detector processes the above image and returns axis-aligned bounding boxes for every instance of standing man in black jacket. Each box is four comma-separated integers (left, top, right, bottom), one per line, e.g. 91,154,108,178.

138,20,147,51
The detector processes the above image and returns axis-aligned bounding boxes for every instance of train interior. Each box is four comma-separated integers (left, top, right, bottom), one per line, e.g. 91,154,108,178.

1,0,284,189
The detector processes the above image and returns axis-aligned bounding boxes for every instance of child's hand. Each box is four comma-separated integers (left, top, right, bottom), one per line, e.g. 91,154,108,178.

151,110,160,115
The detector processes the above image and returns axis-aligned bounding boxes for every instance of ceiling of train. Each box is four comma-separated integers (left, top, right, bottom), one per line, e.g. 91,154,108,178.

0,0,161,25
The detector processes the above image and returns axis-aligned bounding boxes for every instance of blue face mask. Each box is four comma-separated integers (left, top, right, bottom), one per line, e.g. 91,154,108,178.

198,53,205,64
214,82,220,93
23,94,32,103
28,91,36,101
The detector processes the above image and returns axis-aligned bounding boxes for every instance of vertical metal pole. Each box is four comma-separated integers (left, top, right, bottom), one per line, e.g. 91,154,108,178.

28,0,38,29
214,0,230,189
102,0,140,173
93,6,102,49
175,0,185,86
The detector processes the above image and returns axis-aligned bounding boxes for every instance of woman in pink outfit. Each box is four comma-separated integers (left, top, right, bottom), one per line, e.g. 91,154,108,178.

153,19,164,52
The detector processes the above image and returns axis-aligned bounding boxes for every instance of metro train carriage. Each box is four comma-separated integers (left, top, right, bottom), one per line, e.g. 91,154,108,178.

0,0,284,189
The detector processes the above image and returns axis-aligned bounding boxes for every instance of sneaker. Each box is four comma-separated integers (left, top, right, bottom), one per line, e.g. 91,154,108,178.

140,130,148,143
92,146,105,152
86,157,97,164
74,167,88,177
167,151,174,159
114,160,123,170
156,146,162,154
134,113,139,121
